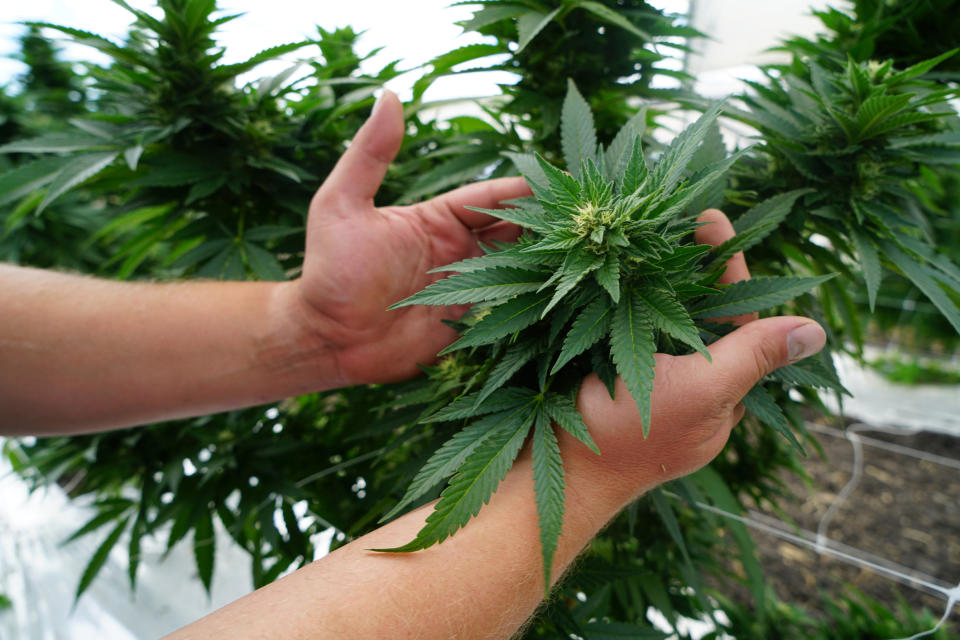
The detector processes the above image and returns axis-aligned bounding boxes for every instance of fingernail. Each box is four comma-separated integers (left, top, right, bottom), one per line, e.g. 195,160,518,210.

786,322,826,362
371,92,385,117
371,89,393,117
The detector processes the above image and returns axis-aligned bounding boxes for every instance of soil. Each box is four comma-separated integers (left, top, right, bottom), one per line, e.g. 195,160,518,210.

741,419,960,626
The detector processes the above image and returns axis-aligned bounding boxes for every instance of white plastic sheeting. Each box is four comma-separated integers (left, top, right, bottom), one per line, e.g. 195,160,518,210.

0,453,254,639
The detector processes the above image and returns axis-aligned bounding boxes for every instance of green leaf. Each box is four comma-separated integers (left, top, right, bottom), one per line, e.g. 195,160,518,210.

535,153,583,212
503,152,551,200
214,41,315,78
531,407,565,590
0,133,105,154
883,242,960,335
475,342,540,407
720,189,812,263
691,275,836,319
886,49,959,85
392,267,548,308
399,150,502,202
650,488,690,564
464,203,553,234
430,246,557,274
75,517,130,602
606,108,647,180
459,4,526,33
428,43,504,73
854,94,913,141
768,358,849,395
62,504,131,544
171,239,231,270
691,467,765,614
543,248,603,317
561,79,597,177
580,621,667,639
635,287,710,360
0,156,71,207
849,230,882,311
381,413,509,521
544,393,600,455
186,175,226,204
374,405,537,551
440,292,551,354
243,242,286,281
552,296,613,374
424,386,538,423
516,7,562,53
620,137,648,195
193,509,216,594
742,385,803,452
649,101,723,195
595,251,621,303
244,225,302,242
574,1,652,41
38,151,119,214
609,289,657,435
128,510,144,590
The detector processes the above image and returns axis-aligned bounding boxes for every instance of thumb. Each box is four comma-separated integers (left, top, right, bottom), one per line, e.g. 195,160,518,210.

318,89,404,204
682,316,827,402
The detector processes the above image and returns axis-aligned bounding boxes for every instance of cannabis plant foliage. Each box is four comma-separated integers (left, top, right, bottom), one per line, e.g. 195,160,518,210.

0,0,472,602
729,52,960,338
379,82,833,587
399,0,697,204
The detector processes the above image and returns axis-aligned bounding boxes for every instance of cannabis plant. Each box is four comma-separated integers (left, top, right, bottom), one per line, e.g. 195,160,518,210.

728,52,960,345
0,0,469,600
377,82,835,586
400,0,696,203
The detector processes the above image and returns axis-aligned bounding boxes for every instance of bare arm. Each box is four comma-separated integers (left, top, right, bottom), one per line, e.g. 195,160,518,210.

0,92,528,435
0,267,324,434
165,311,825,640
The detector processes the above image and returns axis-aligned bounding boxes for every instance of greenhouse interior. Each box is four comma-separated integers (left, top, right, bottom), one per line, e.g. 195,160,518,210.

0,0,958,638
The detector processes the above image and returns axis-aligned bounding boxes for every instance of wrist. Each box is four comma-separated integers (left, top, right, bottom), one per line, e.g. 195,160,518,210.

556,429,657,531
267,280,343,391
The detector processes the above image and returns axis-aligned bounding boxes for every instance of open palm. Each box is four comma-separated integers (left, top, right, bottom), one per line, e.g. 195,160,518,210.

298,92,529,386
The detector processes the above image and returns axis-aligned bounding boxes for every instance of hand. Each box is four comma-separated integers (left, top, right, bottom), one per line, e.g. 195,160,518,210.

563,210,827,514
293,91,530,387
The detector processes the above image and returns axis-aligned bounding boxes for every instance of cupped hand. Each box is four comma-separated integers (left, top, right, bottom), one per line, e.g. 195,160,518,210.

564,210,827,511
295,91,530,386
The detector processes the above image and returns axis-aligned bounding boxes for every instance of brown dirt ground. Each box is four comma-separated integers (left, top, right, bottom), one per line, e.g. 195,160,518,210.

743,421,960,625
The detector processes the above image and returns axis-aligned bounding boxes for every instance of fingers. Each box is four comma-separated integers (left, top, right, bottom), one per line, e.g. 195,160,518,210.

428,177,532,229
695,209,750,285
476,220,523,247
318,90,405,205
674,316,826,404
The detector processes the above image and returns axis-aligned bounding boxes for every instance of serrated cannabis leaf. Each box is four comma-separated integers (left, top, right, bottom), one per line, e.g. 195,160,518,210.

382,408,531,522
440,292,552,354
552,296,613,374
423,386,538,423
609,289,657,435
531,407,565,590
561,78,598,177
741,384,804,452
75,517,130,603
635,288,710,360
691,275,836,319
544,393,599,454
392,267,548,308
374,405,537,552
379,80,840,588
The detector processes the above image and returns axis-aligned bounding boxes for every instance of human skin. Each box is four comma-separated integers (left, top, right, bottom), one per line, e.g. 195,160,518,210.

0,91,826,638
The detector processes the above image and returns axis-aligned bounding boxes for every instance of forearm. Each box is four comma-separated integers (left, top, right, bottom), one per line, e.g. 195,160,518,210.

0,265,335,435
164,444,629,640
